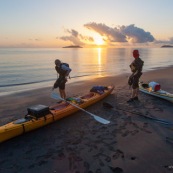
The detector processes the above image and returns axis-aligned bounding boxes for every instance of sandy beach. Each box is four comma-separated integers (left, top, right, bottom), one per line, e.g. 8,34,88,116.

1,67,173,173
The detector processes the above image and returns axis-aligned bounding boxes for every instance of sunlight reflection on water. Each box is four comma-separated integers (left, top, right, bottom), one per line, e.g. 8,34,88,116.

0,47,173,95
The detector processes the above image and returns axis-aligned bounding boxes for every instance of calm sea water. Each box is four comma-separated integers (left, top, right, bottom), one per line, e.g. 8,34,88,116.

0,48,173,96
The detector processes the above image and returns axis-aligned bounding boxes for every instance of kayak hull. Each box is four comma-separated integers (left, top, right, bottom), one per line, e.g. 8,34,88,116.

139,83,173,103
0,86,114,143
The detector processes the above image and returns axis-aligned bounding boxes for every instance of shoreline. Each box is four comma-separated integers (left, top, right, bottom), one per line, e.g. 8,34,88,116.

1,66,173,173
1,66,173,125
1,63,173,97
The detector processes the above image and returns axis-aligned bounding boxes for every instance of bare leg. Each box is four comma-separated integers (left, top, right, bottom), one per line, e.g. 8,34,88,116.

131,88,139,98
135,88,139,97
131,89,135,98
59,89,66,99
62,90,66,99
59,88,63,98
128,75,141,102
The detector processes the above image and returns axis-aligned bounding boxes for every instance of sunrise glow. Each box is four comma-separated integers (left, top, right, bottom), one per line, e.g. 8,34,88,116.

94,36,104,46
0,1,172,48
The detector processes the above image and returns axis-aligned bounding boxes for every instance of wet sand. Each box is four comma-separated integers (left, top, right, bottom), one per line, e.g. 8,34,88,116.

1,67,173,173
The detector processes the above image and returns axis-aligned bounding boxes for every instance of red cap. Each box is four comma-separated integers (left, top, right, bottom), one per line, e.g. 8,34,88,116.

133,50,139,58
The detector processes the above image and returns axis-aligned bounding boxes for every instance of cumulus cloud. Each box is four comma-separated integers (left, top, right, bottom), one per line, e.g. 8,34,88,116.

120,24,155,43
60,35,84,46
59,22,156,46
58,29,94,45
84,22,155,43
84,22,127,42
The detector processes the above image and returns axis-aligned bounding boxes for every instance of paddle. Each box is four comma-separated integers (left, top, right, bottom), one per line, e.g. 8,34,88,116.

103,102,173,125
51,92,110,125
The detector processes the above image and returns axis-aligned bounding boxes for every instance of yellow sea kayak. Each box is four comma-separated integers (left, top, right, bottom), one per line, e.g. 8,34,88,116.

0,85,114,143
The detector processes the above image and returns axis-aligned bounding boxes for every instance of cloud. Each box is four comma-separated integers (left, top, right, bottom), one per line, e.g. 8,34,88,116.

84,22,155,43
170,37,173,42
84,22,127,42
67,29,79,37
166,37,173,44
154,37,173,45
60,35,84,45
58,29,94,45
59,29,84,45
59,22,156,46
120,24,155,43
28,38,41,41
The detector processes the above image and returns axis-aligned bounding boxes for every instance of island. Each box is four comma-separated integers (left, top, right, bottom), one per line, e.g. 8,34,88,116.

161,45,173,48
62,45,82,48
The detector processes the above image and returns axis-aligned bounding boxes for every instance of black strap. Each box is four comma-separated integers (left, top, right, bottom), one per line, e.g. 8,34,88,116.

49,111,55,121
22,124,25,133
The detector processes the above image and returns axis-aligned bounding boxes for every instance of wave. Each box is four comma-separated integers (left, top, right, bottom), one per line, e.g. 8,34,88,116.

0,74,100,88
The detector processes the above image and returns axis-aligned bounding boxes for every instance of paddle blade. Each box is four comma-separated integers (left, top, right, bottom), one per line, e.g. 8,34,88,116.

89,113,110,124
51,92,64,101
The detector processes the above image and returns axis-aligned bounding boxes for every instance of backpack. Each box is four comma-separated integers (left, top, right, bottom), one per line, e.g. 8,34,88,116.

56,63,71,76
61,63,69,68
90,86,108,94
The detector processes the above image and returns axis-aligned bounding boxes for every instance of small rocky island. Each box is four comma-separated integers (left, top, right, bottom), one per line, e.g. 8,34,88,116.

63,45,82,48
161,45,173,48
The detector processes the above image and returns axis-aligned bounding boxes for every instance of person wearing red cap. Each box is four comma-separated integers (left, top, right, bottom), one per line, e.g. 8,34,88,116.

127,50,144,102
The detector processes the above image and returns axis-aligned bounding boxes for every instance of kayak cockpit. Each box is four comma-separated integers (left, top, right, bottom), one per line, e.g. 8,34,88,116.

13,118,30,124
141,83,149,88
81,92,95,99
49,102,69,110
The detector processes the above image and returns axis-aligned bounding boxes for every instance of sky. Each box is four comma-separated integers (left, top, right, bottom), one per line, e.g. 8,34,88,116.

0,0,173,48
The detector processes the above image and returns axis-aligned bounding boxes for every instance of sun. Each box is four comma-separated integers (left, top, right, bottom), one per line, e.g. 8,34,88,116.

94,36,104,46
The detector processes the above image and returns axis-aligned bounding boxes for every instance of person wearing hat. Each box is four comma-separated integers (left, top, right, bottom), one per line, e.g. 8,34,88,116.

52,59,71,99
127,50,144,102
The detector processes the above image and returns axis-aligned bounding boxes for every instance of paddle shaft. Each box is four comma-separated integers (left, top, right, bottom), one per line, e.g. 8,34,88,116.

51,93,110,124
65,99,95,116
61,98,110,124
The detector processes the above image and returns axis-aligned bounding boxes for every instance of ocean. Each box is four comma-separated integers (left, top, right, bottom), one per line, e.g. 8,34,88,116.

0,47,173,96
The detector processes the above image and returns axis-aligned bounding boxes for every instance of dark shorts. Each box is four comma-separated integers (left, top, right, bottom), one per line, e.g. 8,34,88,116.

54,77,67,90
130,72,142,89
59,80,66,90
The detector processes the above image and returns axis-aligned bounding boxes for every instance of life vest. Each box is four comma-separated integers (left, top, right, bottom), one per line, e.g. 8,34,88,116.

130,58,144,73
